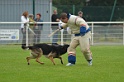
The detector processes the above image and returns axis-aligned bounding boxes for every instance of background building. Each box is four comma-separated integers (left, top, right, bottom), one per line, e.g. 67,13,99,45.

0,0,52,44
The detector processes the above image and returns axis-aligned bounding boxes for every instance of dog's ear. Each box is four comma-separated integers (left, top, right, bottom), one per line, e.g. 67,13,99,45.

63,44,69,47
63,43,69,46
61,44,69,50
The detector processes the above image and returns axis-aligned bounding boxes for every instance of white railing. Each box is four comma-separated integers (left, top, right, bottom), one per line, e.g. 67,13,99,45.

87,22,124,45
0,21,124,45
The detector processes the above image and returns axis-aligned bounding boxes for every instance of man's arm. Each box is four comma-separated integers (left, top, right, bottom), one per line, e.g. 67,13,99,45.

75,18,87,36
60,23,68,29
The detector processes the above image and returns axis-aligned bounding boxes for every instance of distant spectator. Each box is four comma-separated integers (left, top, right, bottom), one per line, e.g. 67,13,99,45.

28,14,35,46
21,11,29,50
51,10,59,45
34,13,43,44
78,11,86,20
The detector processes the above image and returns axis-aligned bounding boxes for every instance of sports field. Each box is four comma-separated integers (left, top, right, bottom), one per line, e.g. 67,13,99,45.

0,45,123,82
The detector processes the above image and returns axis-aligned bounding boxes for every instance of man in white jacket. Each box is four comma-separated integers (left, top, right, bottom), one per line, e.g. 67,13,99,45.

60,13,92,66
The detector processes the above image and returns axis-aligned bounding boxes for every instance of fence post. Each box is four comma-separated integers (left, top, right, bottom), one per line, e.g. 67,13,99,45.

109,0,117,21
91,22,94,45
50,0,52,43
26,25,28,47
60,29,64,45
73,5,75,15
33,0,35,18
123,22,124,45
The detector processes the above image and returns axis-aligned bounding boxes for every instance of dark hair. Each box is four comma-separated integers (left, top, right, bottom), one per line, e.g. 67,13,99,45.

22,11,28,18
60,13,67,19
37,13,41,17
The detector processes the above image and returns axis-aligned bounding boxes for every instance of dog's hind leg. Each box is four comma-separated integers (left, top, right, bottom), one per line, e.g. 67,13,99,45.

36,54,44,65
36,53,44,64
49,56,55,65
48,52,56,65
26,52,36,65
58,57,63,64
35,48,44,64
26,51,39,65
26,53,35,65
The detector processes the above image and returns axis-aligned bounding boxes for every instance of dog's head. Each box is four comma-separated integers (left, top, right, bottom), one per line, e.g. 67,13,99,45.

62,44,69,49
59,44,69,55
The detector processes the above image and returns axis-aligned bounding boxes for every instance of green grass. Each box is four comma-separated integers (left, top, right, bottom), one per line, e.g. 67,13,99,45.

0,45,124,82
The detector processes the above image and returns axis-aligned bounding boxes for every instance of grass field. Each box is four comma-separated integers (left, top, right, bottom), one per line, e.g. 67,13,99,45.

0,45,124,82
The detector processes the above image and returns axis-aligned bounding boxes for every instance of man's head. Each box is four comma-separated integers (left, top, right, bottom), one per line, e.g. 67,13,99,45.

29,14,34,19
60,13,68,23
53,10,57,15
36,13,41,19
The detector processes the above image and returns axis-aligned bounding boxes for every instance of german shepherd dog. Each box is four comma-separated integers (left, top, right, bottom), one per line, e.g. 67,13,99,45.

26,43,69,65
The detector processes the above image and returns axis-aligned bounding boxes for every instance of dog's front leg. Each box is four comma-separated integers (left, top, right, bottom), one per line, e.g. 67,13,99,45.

58,57,63,64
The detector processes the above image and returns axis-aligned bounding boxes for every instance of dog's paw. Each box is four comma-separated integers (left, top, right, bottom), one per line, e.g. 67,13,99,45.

61,61,63,64
28,63,30,65
40,62,44,65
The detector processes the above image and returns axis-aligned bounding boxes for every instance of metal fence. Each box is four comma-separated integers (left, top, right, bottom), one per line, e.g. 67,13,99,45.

54,5,124,21
0,22,124,45
88,22,124,45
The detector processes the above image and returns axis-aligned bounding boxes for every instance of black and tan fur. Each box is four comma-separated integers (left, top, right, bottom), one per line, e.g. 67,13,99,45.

26,43,69,65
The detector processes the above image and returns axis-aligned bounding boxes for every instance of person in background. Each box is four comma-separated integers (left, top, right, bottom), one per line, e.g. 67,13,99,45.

78,11,86,20
34,13,43,44
51,10,60,45
21,11,29,50
28,14,35,46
